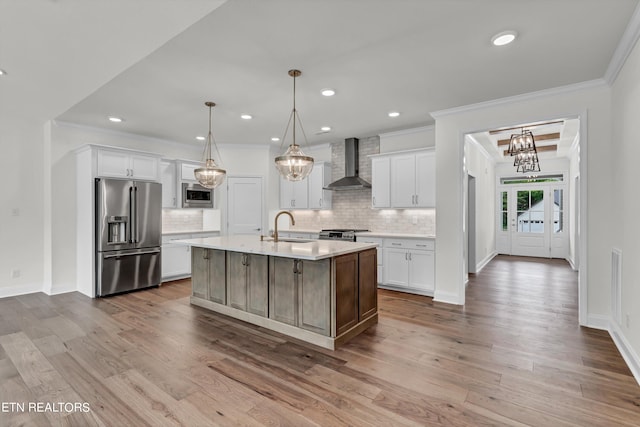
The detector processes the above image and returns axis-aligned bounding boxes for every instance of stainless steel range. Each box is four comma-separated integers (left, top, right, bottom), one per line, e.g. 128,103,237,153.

318,229,369,242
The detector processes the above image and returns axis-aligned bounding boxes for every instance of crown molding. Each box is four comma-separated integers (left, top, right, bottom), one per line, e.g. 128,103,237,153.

430,79,608,119
605,2,640,85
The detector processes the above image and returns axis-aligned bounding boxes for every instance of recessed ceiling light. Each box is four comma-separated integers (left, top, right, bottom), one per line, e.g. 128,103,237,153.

241,114,252,120
196,136,205,141
320,126,331,132
388,111,400,118
321,88,336,97
271,137,280,142
491,30,517,46
0,69,6,76
108,116,123,123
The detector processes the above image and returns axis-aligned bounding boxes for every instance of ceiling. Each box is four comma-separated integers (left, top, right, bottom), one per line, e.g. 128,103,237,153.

53,0,639,151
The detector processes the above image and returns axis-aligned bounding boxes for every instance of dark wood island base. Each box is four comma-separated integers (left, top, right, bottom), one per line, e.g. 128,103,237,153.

189,246,378,350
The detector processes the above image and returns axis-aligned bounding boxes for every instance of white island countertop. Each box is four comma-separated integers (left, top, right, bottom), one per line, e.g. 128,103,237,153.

175,235,377,261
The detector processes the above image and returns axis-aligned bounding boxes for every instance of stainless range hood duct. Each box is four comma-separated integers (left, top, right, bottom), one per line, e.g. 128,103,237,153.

324,137,372,191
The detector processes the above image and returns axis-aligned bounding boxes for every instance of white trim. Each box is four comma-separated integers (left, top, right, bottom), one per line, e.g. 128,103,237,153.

609,321,640,386
47,284,76,296
586,314,610,331
475,251,497,273
466,134,496,165
433,289,463,305
567,257,577,271
0,283,43,299
379,125,434,138
43,120,53,295
604,2,640,85
368,146,435,158
578,110,589,327
430,79,607,119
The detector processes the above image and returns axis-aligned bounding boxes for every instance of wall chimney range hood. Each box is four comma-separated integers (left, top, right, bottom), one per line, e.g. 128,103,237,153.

324,137,372,191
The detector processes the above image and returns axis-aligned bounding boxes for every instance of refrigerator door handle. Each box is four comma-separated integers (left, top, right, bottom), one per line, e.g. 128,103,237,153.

128,186,134,243
134,185,139,243
103,249,161,259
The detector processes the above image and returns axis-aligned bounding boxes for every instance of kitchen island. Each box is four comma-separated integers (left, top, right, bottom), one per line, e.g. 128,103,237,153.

176,235,378,350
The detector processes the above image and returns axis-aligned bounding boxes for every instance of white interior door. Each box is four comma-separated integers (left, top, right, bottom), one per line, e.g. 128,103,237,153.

227,177,263,235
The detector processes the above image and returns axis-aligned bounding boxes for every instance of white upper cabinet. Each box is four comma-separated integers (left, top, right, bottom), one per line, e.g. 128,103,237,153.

391,154,416,208
415,151,435,208
160,160,177,208
370,148,434,209
179,161,203,182
96,148,160,181
280,162,332,210
280,178,309,209
308,162,332,210
371,157,390,208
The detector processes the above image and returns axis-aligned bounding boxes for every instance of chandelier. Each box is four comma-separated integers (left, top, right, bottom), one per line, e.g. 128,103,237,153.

508,128,540,173
194,101,226,189
274,69,314,181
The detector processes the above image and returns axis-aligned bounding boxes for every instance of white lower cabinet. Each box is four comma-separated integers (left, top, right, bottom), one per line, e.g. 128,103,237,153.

162,232,219,281
382,238,434,295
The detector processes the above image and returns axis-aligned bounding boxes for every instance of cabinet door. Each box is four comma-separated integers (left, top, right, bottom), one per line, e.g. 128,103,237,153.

181,163,200,182
279,179,294,209
130,154,159,181
291,179,309,209
97,150,131,178
208,249,227,304
308,163,332,209
334,253,358,336
415,151,435,208
391,154,416,208
160,161,177,208
227,252,247,310
247,254,269,317
161,244,190,280
191,247,209,299
298,259,331,336
358,249,377,321
371,157,391,208
269,257,297,326
384,248,409,287
408,250,434,292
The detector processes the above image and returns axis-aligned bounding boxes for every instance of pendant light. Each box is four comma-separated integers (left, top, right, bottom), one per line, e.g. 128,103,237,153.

274,69,314,181
194,101,226,189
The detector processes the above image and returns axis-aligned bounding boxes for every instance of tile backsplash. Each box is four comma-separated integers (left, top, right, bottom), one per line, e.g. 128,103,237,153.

162,209,204,232
290,136,436,235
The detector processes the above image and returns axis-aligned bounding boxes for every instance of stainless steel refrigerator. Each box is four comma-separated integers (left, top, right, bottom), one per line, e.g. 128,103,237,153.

95,178,162,297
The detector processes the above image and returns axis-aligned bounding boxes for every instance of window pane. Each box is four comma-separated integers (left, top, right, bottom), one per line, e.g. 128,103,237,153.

502,191,508,211
517,211,529,232
502,212,508,231
554,189,563,233
531,190,544,211
517,191,530,211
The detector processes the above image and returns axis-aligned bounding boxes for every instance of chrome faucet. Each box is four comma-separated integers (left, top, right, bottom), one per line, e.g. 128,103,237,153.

274,211,295,242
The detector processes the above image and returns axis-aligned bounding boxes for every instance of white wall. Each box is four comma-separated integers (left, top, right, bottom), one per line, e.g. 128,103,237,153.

464,137,496,272
611,33,640,375
379,126,434,153
432,82,612,314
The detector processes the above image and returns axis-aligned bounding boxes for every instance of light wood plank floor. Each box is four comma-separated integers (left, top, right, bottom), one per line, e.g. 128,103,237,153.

1,255,638,426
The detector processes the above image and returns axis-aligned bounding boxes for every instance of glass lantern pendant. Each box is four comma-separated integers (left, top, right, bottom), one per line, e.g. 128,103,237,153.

195,101,226,189
275,69,314,181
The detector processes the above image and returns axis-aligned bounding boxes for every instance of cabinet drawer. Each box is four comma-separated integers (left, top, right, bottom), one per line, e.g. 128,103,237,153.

384,238,434,251
162,234,192,244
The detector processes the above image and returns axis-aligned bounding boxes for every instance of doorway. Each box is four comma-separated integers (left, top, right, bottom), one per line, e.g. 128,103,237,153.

496,179,568,258
226,176,263,235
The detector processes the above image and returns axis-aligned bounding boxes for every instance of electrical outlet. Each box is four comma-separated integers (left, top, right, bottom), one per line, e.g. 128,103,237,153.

412,216,418,225
626,313,630,328
11,208,19,217
11,269,20,279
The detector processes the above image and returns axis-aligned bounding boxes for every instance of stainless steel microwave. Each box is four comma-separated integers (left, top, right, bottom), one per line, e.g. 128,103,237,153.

182,183,213,208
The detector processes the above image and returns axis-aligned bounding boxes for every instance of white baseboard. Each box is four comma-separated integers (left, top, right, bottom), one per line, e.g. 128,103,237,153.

609,321,640,386
0,283,43,299
433,290,463,305
476,251,497,273
567,256,577,271
46,284,77,296
586,314,610,330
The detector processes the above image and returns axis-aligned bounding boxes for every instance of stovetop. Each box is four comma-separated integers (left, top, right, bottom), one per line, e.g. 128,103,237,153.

320,229,369,233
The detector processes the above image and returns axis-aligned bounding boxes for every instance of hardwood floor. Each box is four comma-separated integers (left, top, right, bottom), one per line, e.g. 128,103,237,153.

1,255,639,426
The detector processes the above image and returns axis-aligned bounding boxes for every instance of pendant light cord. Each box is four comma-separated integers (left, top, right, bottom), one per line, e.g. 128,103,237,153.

279,69,309,149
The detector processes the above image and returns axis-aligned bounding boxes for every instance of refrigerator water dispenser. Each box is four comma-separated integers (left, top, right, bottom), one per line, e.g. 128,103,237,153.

107,216,128,244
